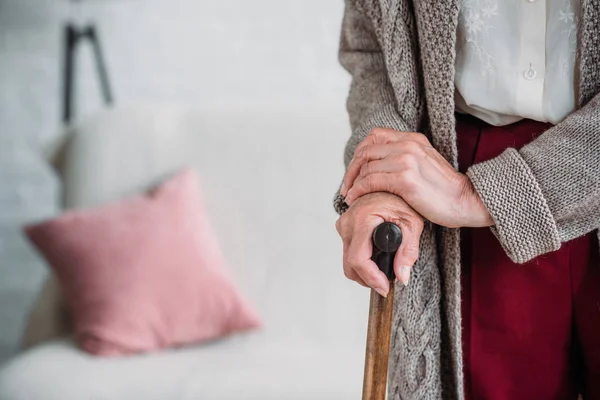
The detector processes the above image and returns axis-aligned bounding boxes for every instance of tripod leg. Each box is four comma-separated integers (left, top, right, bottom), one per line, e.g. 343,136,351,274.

62,24,77,123
88,25,114,105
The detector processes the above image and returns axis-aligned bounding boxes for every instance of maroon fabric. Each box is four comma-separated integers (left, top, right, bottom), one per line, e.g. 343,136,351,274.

457,113,600,400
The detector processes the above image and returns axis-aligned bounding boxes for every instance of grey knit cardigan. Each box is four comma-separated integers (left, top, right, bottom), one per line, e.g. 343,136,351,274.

333,1,600,399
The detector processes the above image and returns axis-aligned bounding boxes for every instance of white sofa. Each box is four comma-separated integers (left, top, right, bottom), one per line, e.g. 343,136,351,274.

0,105,370,399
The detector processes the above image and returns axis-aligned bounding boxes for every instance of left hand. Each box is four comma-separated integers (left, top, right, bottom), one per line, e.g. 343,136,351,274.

341,128,494,228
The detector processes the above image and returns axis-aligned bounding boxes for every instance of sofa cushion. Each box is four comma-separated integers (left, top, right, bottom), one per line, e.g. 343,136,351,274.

0,338,363,400
24,169,260,356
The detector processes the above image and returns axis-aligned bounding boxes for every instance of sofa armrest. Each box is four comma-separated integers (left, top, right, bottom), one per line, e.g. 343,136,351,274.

21,274,71,350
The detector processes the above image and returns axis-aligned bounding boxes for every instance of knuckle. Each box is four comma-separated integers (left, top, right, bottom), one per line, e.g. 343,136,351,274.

367,128,379,137
359,162,371,177
397,153,418,170
400,242,420,261
403,252,419,266
414,218,425,232
352,260,369,276
368,127,386,137
368,128,401,144
414,132,430,145
364,173,377,187
359,175,378,192
416,137,428,147
402,140,423,154
354,141,371,156
344,253,359,269
336,215,353,237
355,145,369,161
406,215,425,232
403,240,421,258
343,268,353,280
397,169,415,187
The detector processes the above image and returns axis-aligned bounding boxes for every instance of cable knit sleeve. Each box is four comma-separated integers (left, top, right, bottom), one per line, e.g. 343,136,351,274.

334,0,423,215
467,93,600,264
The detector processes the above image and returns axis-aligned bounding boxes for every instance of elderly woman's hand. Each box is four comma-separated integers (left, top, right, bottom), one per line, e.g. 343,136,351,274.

335,192,424,294
341,128,494,228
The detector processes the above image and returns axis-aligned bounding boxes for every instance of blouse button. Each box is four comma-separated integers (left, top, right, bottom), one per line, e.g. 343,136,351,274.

524,67,537,80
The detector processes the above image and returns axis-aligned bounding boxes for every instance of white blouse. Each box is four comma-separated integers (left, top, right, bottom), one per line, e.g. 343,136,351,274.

455,0,580,126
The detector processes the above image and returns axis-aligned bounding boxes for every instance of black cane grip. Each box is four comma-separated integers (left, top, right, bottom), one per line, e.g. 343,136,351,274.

371,222,402,281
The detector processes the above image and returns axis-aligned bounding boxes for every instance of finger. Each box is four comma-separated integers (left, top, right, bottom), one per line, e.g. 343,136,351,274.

345,172,401,205
351,130,423,172
345,216,391,297
352,130,426,168
338,217,369,288
343,267,369,288
356,157,410,179
393,218,424,286
343,144,395,198
352,129,403,163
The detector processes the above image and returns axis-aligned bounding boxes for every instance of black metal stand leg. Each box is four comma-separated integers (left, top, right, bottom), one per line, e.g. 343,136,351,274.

62,24,77,123
88,25,113,106
61,22,114,124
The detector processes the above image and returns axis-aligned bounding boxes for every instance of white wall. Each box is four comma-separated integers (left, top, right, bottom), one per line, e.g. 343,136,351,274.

0,0,348,144
0,0,350,363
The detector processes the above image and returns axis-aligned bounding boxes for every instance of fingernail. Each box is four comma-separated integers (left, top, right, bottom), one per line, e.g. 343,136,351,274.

341,182,346,195
399,266,411,286
375,287,388,298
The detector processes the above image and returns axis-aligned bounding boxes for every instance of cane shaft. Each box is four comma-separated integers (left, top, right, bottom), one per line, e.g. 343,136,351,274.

362,282,395,400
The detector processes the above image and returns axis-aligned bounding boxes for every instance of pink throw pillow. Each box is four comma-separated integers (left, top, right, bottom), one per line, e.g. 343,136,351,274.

25,169,261,356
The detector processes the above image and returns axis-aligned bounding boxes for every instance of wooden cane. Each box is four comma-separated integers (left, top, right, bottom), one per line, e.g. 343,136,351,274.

362,222,402,400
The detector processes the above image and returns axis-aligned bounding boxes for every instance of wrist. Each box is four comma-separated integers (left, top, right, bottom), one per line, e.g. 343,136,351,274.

459,176,494,228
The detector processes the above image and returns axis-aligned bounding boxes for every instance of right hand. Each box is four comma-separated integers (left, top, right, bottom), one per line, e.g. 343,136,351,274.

335,192,424,297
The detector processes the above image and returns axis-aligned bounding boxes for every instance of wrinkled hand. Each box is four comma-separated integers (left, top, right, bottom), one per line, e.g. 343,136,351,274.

335,192,424,296
341,128,493,228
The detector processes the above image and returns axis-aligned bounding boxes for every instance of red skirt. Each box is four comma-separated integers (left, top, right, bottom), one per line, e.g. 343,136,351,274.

456,113,600,400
